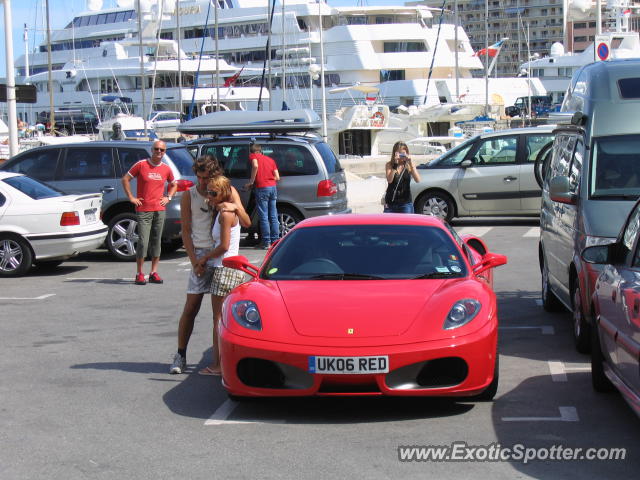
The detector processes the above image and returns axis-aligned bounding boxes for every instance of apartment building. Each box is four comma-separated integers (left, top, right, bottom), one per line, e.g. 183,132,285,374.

415,0,565,76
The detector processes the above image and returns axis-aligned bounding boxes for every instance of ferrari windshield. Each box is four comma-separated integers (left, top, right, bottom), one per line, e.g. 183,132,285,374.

261,224,467,280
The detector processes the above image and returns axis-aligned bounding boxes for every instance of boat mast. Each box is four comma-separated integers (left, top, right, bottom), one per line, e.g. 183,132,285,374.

454,0,459,100
484,0,488,116
45,0,55,132
318,0,327,140
136,0,148,136
2,0,19,155
215,0,220,112
282,0,286,109
177,0,183,116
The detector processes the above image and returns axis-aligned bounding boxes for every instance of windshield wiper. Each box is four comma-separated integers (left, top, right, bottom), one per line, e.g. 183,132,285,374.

412,272,459,279
309,273,384,280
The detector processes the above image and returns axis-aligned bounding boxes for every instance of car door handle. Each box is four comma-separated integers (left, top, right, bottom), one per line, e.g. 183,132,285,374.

101,186,115,193
503,176,517,182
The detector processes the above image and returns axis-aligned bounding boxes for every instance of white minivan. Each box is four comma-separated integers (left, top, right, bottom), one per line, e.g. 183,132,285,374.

538,59,640,352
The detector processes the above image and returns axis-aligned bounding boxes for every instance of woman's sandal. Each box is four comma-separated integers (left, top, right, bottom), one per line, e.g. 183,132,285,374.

198,366,221,376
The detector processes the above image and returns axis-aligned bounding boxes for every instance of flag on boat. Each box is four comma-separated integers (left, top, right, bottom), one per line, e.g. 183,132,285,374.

473,39,506,57
224,67,244,87
622,8,631,17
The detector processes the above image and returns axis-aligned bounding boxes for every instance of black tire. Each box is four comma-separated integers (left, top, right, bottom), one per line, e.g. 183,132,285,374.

278,206,303,237
0,234,33,277
591,320,615,392
416,190,455,223
474,354,499,401
106,212,138,261
534,142,553,188
541,254,563,312
571,280,591,354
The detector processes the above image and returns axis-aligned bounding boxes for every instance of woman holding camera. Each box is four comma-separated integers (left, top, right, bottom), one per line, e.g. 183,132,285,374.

383,141,421,213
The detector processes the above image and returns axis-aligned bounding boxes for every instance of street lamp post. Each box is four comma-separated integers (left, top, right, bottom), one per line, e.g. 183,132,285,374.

2,0,19,156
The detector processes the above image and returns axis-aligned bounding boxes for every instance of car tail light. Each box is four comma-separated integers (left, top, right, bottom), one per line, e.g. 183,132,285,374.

175,179,194,192
317,179,337,197
60,211,80,226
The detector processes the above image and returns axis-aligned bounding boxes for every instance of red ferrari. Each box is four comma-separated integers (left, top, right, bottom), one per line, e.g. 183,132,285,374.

221,214,507,399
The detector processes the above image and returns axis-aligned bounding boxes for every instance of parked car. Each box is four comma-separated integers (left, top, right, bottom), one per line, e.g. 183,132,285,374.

581,198,640,417
0,171,107,276
180,109,351,241
410,126,555,222
148,111,183,131
505,95,553,118
36,110,99,136
538,59,640,353
1,141,196,260
219,214,507,399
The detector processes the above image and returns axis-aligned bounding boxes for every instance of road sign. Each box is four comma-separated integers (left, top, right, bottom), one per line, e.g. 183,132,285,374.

0,84,37,103
594,35,611,62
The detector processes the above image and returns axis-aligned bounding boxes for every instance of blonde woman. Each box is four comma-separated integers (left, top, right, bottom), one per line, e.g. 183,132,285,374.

198,175,245,376
384,141,421,213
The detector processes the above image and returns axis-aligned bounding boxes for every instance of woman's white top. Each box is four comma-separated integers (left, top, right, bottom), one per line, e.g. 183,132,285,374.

211,211,241,267
189,187,214,249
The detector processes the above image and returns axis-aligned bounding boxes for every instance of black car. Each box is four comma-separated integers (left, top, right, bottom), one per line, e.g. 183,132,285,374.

36,110,99,136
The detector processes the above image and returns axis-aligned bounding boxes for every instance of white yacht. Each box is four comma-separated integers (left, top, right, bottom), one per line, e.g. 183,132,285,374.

15,0,490,123
519,0,640,105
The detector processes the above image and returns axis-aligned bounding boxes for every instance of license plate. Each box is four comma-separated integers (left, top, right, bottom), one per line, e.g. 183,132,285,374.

308,355,389,374
84,208,97,223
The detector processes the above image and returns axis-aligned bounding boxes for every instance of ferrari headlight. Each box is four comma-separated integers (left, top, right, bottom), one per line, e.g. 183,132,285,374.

231,300,262,331
443,299,481,330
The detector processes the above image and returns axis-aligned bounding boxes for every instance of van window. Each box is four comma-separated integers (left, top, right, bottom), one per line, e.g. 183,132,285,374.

590,134,640,197
472,136,517,164
3,149,59,182
62,148,113,179
203,145,251,179
166,147,196,176
526,134,554,162
315,142,342,174
267,145,319,176
618,78,640,99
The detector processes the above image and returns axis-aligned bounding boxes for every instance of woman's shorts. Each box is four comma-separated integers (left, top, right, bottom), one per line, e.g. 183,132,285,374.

210,266,245,297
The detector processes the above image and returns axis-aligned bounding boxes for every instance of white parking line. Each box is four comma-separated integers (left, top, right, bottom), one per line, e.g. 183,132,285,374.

0,293,56,300
65,277,131,281
457,227,493,237
548,361,591,382
499,325,555,335
204,399,286,425
502,406,579,422
524,227,540,237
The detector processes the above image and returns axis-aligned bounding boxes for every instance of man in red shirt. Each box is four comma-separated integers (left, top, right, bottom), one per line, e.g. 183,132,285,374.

245,143,280,249
122,140,178,285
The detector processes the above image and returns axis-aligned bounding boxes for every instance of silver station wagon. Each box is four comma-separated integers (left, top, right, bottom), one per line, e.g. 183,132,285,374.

411,126,555,222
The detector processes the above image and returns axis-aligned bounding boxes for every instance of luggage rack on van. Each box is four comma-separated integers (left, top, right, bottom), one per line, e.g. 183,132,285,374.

177,109,322,136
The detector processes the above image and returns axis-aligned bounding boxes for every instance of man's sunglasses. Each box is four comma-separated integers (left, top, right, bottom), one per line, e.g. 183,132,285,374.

153,147,166,152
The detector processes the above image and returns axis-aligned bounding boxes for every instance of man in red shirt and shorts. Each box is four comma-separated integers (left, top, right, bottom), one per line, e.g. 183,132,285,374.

122,140,178,285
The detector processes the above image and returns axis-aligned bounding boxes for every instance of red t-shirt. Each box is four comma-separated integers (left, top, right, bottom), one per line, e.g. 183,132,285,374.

127,159,175,212
249,152,278,188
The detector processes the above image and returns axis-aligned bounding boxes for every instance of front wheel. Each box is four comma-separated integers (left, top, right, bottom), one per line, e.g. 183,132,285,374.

0,234,33,277
107,212,138,261
278,206,303,237
572,281,591,354
416,191,454,223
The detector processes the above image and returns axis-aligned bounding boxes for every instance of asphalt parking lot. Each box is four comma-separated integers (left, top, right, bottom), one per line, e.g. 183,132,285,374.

1,215,638,479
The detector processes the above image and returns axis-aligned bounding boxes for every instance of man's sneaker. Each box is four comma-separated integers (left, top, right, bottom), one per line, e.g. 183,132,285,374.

135,273,146,285
170,353,186,374
149,272,163,284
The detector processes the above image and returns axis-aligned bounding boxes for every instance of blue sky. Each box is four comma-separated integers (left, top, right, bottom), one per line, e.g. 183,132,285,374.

0,0,407,78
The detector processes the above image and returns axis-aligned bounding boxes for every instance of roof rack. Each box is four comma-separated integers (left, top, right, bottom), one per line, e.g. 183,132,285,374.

178,109,321,135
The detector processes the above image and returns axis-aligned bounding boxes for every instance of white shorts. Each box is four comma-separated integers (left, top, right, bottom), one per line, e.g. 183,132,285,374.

186,248,216,294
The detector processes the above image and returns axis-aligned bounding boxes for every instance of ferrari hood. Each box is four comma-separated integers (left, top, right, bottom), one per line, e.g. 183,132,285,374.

277,280,447,338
